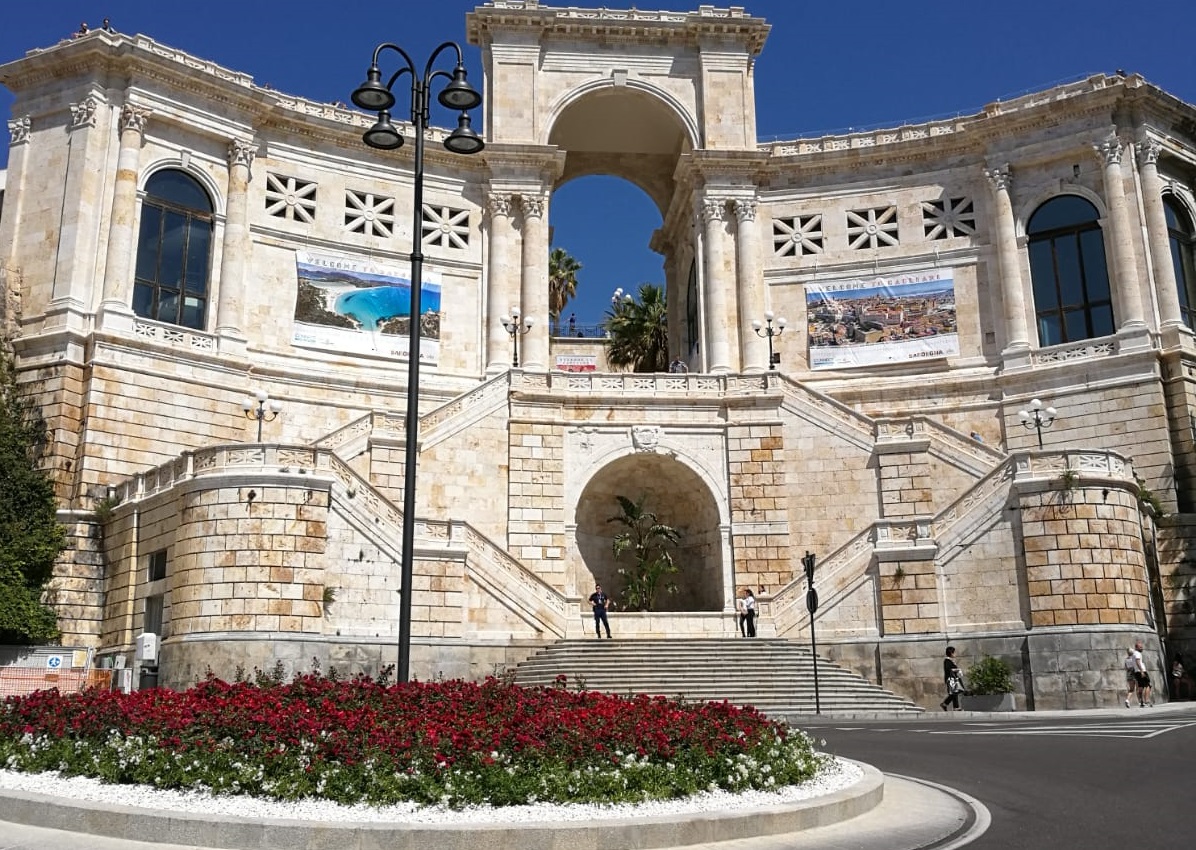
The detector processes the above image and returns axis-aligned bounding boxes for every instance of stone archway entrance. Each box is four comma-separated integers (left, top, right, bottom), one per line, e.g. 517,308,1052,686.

574,453,722,612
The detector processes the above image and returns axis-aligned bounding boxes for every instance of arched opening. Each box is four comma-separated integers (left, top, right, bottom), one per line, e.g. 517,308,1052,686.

574,453,722,612
133,170,214,330
1027,195,1113,345
550,176,663,332
1165,195,1196,330
545,84,693,348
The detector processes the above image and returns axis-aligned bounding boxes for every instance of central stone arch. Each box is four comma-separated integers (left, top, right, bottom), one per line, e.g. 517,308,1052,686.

574,453,723,612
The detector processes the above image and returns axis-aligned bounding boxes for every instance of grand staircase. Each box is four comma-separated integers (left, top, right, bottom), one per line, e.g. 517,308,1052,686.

512,638,922,717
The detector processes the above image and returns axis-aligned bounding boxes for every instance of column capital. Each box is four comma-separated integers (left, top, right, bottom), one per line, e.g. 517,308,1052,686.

1137,137,1163,167
700,197,728,223
1095,134,1123,167
69,95,100,130
227,138,256,170
733,199,758,222
984,163,1013,193
487,192,514,218
117,103,152,136
519,193,547,219
7,115,31,146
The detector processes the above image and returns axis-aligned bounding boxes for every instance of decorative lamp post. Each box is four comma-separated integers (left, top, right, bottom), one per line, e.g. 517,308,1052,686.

752,311,788,370
241,389,282,442
1017,398,1058,449
352,39,484,683
500,306,534,367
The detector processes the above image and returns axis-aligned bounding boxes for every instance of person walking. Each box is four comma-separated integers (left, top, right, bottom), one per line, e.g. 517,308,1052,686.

743,587,757,637
940,646,964,711
1123,647,1138,708
588,583,613,639
1132,639,1153,706
735,590,748,637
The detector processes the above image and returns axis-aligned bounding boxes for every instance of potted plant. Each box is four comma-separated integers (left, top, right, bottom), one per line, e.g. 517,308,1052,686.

962,655,1016,711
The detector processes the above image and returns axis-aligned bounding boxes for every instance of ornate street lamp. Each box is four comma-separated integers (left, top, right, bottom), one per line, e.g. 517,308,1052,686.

1018,398,1058,449
240,388,281,442
752,311,788,370
352,40,484,683
500,306,534,368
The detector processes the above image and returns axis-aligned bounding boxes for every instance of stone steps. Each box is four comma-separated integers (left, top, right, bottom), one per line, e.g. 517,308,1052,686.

512,638,922,715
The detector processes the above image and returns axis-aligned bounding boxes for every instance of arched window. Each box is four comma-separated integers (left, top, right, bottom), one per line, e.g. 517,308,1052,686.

1165,196,1196,330
1027,195,1114,346
132,170,214,330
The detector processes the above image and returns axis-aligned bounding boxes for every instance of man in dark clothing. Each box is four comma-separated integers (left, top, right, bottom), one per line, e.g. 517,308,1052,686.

588,583,613,638
940,645,963,711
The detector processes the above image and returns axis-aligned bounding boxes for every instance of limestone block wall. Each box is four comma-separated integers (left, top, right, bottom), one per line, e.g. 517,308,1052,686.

1019,484,1150,628
938,511,1025,633
876,444,933,519
17,361,87,502
46,516,106,647
320,506,402,640
165,484,328,638
727,421,791,590
1161,355,1196,512
1154,517,1196,664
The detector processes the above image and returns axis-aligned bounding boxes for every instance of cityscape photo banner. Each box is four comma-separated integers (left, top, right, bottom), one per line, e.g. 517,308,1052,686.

806,271,958,370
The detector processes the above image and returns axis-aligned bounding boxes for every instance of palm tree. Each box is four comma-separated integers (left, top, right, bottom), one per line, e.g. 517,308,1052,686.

603,283,668,372
548,248,582,324
608,494,681,612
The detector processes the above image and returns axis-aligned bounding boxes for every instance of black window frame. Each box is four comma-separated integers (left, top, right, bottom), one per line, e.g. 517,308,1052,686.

1027,195,1114,346
1165,196,1196,331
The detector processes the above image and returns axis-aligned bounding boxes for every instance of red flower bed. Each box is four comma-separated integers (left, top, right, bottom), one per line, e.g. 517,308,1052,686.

1,672,825,807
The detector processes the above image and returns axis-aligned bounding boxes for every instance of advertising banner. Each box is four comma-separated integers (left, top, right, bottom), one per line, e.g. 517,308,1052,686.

292,250,441,363
806,271,957,370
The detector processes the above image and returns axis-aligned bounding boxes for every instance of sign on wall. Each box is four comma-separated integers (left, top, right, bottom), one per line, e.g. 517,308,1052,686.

554,354,597,373
806,271,958,370
292,250,442,363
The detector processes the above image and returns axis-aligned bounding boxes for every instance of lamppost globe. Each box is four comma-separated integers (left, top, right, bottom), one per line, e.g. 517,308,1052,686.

754,313,786,370
1018,398,1058,449
352,38,484,684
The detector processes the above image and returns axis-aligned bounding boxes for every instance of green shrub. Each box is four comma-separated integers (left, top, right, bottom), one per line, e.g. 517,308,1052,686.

967,655,1014,694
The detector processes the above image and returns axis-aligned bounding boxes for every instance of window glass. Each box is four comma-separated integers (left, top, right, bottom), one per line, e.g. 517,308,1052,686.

132,170,213,330
1027,195,1111,345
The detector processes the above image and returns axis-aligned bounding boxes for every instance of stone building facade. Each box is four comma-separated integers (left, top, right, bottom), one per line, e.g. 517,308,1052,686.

2,1,1195,709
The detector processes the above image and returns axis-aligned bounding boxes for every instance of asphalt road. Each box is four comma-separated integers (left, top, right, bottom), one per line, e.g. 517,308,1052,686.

802,705,1196,850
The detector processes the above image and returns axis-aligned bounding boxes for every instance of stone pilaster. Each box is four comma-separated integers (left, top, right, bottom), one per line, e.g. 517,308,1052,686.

1136,136,1183,331
700,197,734,373
1,116,32,330
984,164,1031,355
1094,134,1148,342
518,193,550,369
507,421,566,585
485,193,518,370
735,199,768,372
876,556,941,636
49,95,107,312
727,422,791,591
99,104,151,329
215,138,255,350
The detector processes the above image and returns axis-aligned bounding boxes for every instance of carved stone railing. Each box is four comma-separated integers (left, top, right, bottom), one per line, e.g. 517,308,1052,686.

1030,336,1119,366
776,375,874,449
1013,448,1133,483
131,319,216,355
515,371,769,398
875,415,1006,478
770,528,873,636
419,373,511,449
931,459,1016,544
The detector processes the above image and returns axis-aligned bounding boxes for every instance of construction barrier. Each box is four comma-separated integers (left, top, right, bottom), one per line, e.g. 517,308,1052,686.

0,667,115,699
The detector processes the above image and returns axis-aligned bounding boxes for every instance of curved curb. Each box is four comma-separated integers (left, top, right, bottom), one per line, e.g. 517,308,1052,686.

0,761,883,850
887,773,992,850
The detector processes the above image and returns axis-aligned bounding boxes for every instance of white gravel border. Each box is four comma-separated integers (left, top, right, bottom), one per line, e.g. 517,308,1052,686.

0,756,860,825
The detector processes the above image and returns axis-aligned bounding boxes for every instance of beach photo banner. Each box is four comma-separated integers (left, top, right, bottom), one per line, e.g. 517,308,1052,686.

292,249,442,363
806,271,958,371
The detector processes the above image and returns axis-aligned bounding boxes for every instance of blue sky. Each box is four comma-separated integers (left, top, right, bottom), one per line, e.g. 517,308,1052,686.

2,1,1193,325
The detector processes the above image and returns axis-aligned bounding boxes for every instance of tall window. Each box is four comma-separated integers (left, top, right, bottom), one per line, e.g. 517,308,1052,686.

133,170,214,330
1165,196,1196,330
1027,195,1114,346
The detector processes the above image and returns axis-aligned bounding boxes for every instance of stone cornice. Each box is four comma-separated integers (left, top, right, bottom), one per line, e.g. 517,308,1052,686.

483,144,567,188
467,3,770,56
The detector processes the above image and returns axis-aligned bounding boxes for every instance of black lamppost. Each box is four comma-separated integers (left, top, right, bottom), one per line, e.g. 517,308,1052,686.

1018,397,1058,449
240,388,281,442
752,311,787,370
352,40,484,683
501,306,534,367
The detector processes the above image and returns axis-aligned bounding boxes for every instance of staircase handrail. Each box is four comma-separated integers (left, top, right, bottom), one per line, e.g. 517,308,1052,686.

774,374,874,449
